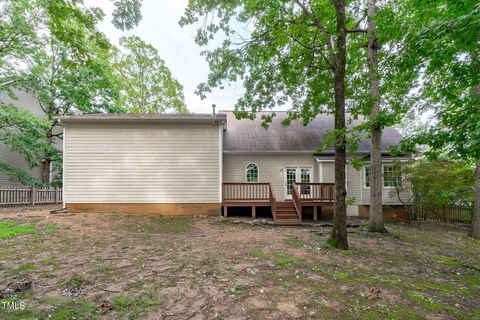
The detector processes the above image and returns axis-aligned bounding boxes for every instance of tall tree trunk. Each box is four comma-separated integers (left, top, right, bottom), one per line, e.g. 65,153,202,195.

41,123,54,184
472,161,480,238
366,0,385,232
41,160,51,184
472,55,480,238
330,0,349,250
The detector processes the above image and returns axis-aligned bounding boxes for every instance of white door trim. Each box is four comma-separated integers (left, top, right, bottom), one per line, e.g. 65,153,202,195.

283,166,313,200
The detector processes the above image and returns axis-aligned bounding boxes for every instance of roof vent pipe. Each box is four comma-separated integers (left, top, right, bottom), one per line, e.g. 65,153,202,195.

212,104,216,116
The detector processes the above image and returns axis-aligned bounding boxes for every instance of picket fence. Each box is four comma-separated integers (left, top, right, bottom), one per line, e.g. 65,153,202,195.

0,186,62,205
413,204,472,224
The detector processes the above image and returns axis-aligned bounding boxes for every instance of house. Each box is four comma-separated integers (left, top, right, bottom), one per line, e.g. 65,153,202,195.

59,111,410,224
0,89,61,186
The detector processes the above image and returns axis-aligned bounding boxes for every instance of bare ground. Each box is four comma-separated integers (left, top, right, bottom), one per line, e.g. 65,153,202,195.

0,205,479,319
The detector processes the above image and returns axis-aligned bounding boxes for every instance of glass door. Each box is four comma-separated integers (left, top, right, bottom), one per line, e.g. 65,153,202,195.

285,167,297,199
284,167,312,199
300,168,312,196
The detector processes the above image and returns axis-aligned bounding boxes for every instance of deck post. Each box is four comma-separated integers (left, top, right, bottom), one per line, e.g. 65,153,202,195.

313,206,318,221
252,206,256,219
224,206,228,217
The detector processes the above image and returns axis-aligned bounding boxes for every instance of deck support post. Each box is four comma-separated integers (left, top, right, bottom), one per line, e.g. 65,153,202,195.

224,206,228,217
313,206,318,221
252,206,256,219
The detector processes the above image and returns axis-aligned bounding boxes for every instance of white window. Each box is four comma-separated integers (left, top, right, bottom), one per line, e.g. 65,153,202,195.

364,163,402,188
364,166,371,188
383,164,401,188
245,163,259,182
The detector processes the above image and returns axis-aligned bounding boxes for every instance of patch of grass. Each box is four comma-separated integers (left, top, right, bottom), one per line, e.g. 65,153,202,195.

411,278,473,296
407,291,445,312
357,305,422,320
274,251,302,267
283,237,310,248
132,258,145,268
330,269,378,286
229,284,248,299
48,299,100,320
249,250,268,259
436,255,461,267
91,257,116,279
0,299,35,320
62,275,87,290
113,288,162,319
321,238,338,250
378,278,402,286
0,221,35,239
40,257,61,269
121,216,193,234
42,224,59,234
14,263,37,274
333,271,350,281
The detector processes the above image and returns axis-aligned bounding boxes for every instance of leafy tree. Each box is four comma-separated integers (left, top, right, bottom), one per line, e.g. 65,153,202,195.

113,36,187,114
393,159,475,208
24,36,119,182
0,0,144,185
111,0,143,31
180,0,390,249
0,102,50,185
399,0,480,237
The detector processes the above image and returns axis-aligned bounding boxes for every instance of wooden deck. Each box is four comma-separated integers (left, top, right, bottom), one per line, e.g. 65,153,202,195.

222,182,335,225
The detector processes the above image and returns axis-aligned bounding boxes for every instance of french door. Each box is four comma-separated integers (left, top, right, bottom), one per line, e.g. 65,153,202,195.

284,167,312,199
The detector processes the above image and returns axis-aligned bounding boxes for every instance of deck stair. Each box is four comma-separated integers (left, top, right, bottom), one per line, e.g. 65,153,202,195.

274,201,302,225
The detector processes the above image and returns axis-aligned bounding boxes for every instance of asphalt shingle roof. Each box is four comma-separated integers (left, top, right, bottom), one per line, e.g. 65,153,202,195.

58,113,226,122
221,111,403,153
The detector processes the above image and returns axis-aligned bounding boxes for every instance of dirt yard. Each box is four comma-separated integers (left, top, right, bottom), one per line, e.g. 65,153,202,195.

0,205,479,319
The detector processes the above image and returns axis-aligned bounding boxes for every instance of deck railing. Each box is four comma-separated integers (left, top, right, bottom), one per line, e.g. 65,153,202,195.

0,186,62,206
222,182,273,202
293,183,335,202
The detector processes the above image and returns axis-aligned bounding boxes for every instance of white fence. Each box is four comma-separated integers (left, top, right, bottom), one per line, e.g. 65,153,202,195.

0,186,62,206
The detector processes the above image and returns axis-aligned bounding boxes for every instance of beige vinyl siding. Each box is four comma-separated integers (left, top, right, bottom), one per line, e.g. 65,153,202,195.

0,89,44,185
64,123,221,203
0,144,42,186
0,89,45,117
359,164,411,205
321,162,335,183
318,161,409,206
223,154,318,200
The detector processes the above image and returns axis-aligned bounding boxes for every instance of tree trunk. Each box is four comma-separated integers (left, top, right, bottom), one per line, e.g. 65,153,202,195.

41,159,50,184
366,0,385,233
41,124,54,185
329,0,349,250
472,52,480,238
471,160,480,238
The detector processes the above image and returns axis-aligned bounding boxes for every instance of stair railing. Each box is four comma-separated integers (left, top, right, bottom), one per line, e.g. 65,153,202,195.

268,183,277,220
291,183,302,221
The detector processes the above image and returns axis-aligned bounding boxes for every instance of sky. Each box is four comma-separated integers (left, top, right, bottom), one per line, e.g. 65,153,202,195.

87,0,245,114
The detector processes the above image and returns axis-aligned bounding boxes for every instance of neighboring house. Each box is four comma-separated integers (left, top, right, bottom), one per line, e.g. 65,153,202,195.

59,111,411,224
0,89,45,186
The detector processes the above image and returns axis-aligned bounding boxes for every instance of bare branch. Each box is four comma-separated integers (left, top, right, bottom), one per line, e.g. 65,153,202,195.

346,28,367,34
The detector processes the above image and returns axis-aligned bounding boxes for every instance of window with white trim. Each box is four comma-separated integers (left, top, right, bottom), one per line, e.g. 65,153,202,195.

383,164,401,187
246,163,259,182
364,166,371,188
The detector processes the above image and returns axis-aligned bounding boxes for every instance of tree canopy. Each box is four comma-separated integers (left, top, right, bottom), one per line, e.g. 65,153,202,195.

0,0,185,185
113,36,187,114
